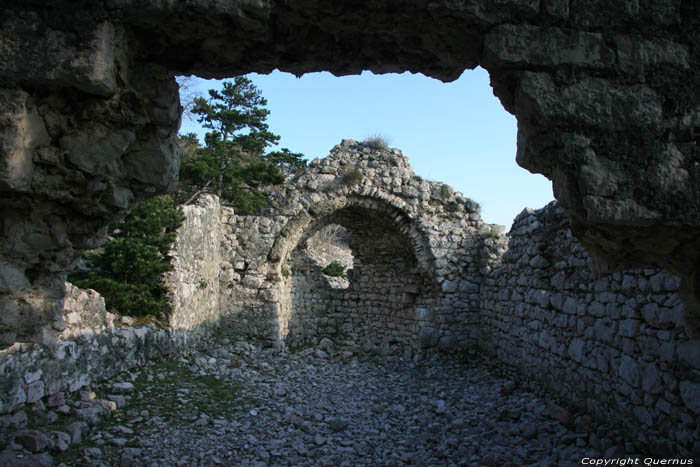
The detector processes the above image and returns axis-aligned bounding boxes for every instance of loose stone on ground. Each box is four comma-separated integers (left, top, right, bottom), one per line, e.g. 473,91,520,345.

2,339,651,466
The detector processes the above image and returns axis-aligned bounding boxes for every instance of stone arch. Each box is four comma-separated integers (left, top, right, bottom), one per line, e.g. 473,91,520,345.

220,140,498,351
268,194,435,282
273,195,440,354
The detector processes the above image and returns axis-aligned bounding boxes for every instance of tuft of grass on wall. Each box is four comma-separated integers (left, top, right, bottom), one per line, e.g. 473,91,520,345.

362,133,390,150
342,167,364,187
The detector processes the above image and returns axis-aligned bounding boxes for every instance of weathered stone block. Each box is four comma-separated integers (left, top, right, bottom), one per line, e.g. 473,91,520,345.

26,381,45,404
568,338,585,363
0,90,48,192
677,340,700,371
516,73,662,131
0,18,118,96
618,319,640,338
593,319,614,344
679,381,700,414
618,354,641,387
642,363,664,395
14,429,50,452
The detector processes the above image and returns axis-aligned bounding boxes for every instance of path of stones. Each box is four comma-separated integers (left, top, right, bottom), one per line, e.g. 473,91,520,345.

5,339,646,466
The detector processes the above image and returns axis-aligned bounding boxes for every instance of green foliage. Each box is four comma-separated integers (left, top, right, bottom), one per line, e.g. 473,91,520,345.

363,134,390,150
177,77,305,214
322,261,346,278
69,196,185,319
342,167,364,187
193,77,280,153
177,132,201,160
264,148,307,178
440,183,453,198
281,267,290,278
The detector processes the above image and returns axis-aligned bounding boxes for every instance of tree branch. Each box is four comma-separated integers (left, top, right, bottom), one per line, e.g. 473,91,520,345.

183,179,213,205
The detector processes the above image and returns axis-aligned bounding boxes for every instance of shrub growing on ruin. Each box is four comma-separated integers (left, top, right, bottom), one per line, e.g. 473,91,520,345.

363,134,390,150
342,167,364,187
322,261,347,278
440,183,453,198
68,195,185,320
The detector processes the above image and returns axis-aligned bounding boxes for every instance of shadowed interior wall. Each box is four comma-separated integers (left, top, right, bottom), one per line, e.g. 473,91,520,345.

480,203,699,456
285,207,435,355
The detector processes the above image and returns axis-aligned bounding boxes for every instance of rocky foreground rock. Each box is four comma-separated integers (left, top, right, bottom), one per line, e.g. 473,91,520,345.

1,338,659,466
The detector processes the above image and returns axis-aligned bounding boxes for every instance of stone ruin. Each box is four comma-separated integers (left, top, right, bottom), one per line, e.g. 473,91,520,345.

4,141,699,456
2,0,700,459
220,141,505,355
3,0,700,348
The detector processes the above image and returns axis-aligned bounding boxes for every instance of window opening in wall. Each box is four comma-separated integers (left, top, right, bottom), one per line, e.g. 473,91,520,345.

305,224,353,289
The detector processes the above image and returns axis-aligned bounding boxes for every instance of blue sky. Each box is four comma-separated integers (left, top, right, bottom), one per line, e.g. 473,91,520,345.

178,68,554,228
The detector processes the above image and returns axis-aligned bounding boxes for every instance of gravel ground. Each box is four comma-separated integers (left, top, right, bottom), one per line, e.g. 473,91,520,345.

3,338,647,466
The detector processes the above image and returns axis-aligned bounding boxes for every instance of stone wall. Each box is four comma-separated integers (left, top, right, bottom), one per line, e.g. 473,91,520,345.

164,194,223,339
216,140,503,352
286,216,434,356
218,213,288,343
480,202,699,456
5,0,700,354
0,284,191,415
0,197,227,416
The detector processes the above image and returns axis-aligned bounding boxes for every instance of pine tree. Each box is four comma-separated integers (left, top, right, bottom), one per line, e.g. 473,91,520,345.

68,196,185,320
178,77,293,214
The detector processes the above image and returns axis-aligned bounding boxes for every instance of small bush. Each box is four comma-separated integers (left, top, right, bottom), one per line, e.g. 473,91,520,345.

342,167,363,187
363,134,390,150
440,184,453,198
322,261,346,278
281,267,290,278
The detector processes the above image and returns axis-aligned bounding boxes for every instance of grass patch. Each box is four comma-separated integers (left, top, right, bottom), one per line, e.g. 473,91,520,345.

54,357,258,465
342,167,363,187
362,133,390,150
129,359,256,420
440,184,453,198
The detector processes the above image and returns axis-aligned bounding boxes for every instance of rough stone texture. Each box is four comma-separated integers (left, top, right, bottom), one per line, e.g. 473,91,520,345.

49,344,666,465
3,0,700,346
0,10,181,348
0,195,235,415
219,140,504,353
0,282,206,415
480,202,698,456
164,194,223,338
129,143,697,455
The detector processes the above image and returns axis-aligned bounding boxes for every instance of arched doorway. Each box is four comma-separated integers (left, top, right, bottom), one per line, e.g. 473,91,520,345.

282,203,439,356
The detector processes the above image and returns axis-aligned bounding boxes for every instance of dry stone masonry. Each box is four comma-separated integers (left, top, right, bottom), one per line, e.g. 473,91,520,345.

0,284,182,417
165,143,698,456
481,203,699,456
2,0,700,458
0,141,698,458
0,198,226,418
164,195,222,338
218,140,504,355
3,0,700,346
